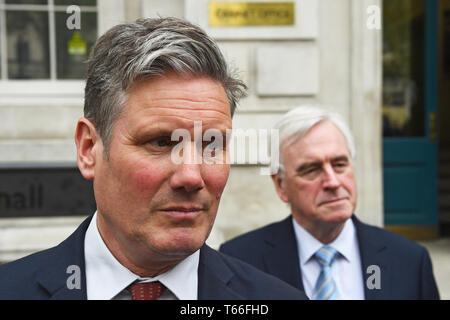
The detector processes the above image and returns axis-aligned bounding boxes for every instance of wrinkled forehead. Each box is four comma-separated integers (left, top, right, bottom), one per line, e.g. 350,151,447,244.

117,74,233,134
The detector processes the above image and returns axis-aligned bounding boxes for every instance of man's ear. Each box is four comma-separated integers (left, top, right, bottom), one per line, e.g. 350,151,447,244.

271,174,289,203
75,118,101,180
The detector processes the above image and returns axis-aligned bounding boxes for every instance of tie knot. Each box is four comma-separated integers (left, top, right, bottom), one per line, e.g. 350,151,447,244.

314,246,339,268
128,281,164,300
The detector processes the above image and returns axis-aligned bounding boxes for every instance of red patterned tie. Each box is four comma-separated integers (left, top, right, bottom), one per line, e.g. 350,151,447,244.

129,282,165,300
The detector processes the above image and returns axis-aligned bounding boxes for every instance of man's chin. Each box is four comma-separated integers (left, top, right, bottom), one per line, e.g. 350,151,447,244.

327,211,353,224
150,235,205,258
318,207,352,224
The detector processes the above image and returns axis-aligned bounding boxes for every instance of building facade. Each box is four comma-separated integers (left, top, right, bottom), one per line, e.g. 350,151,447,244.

4,0,445,263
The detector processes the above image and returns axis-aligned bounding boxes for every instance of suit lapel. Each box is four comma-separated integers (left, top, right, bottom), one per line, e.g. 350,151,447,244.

36,219,249,300
353,216,390,300
262,216,304,291
36,216,92,300
197,245,244,300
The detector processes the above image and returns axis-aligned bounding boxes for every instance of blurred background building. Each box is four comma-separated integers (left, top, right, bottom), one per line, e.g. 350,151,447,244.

0,0,448,268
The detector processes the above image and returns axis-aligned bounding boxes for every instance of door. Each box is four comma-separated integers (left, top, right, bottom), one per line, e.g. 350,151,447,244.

382,0,438,234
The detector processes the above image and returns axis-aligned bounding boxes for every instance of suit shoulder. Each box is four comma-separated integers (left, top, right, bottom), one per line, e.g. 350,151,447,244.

357,219,430,256
0,247,57,299
218,250,307,300
220,219,285,253
0,247,55,276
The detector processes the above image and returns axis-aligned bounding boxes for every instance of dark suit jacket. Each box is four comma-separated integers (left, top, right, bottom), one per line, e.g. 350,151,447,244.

0,215,307,300
219,215,440,300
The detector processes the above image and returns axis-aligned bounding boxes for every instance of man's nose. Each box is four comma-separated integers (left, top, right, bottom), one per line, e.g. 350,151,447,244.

322,164,341,189
170,142,205,192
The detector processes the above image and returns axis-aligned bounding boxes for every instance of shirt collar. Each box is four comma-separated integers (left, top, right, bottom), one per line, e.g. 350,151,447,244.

137,249,199,300
329,218,357,262
292,216,356,265
84,212,199,300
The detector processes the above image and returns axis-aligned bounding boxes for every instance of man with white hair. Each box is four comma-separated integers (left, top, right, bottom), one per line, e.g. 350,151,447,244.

220,106,440,300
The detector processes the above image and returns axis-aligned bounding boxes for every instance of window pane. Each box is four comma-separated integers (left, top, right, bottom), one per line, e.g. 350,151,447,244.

55,11,97,79
5,0,47,4
54,0,97,6
382,0,425,137
6,11,50,79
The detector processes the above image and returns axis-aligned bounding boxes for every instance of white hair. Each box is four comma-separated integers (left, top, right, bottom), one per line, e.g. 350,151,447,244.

273,106,356,178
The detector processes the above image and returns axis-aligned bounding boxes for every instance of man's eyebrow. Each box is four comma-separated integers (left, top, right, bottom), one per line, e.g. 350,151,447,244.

137,126,230,139
297,161,321,173
296,156,350,172
138,129,173,138
332,155,350,163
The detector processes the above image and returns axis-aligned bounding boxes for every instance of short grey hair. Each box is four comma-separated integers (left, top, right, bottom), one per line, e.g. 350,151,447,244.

274,106,356,178
84,17,247,153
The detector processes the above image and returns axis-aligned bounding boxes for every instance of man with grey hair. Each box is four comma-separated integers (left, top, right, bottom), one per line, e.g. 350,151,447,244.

220,106,440,300
0,17,307,301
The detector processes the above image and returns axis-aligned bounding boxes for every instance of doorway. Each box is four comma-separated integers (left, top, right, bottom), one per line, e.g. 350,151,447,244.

382,0,439,239
439,0,450,235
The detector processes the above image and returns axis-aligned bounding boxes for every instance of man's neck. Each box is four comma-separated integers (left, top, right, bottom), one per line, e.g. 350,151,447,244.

96,214,187,278
293,216,347,245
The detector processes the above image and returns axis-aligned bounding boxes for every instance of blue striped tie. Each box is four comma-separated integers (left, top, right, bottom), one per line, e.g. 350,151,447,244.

312,246,339,300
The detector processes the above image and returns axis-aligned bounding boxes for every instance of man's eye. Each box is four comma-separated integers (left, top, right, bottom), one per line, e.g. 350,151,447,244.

148,137,173,148
156,140,168,147
333,162,348,171
305,168,319,175
299,167,320,177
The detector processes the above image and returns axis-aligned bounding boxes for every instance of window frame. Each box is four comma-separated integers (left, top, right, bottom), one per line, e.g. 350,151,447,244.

0,0,125,104
0,0,98,80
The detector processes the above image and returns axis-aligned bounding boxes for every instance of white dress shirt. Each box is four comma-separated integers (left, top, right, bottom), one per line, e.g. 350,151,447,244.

292,217,365,300
84,212,199,300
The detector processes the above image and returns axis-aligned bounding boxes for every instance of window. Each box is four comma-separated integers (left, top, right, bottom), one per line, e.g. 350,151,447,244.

382,0,425,137
0,0,98,80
